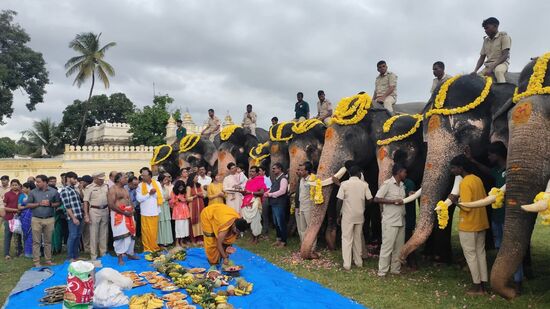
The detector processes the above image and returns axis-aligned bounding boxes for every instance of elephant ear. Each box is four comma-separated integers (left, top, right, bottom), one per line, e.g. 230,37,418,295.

269,122,294,142
151,144,173,166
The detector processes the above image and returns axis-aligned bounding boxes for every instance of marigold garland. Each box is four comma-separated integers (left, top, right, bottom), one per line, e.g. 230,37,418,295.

489,187,504,209
425,76,493,118
249,142,270,165
220,124,241,141
377,114,423,146
330,93,372,126
534,192,550,225
292,118,324,134
513,52,550,103
150,144,173,166
179,134,200,153
436,200,449,229
269,122,294,142
308,174,324,205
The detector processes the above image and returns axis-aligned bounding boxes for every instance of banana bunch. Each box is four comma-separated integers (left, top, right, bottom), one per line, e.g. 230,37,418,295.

129,293,164,309
215,295,228,304
232,278,253,296
173,250,187,261
190,292,216,308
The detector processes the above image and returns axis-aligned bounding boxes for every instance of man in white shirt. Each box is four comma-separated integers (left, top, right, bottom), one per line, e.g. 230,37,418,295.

136,167,162,252
336,166,373,270
197,166,212,189
373,164,407,277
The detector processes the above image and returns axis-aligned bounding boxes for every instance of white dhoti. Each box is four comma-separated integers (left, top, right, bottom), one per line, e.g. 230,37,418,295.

175,219,190,238
111,211,136,255
241,197,262,237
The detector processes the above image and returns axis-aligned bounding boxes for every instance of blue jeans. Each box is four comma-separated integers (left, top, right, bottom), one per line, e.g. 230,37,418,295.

491,221,503,249
67,219,84,260
271,204,287,243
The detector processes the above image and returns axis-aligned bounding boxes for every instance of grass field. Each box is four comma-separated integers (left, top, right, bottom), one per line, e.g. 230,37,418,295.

1,216,549,309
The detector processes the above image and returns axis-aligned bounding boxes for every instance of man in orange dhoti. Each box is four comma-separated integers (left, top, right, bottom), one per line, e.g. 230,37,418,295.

200,203,249,265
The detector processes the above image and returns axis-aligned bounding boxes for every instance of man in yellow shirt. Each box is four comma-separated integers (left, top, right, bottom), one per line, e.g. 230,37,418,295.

450,155,489,296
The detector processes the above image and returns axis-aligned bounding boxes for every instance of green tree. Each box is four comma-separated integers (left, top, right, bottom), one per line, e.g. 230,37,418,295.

0,136,18,158
58,93,135,145
0,10,49,124
127,94,180,146
65,32,116,144
19,118,63,157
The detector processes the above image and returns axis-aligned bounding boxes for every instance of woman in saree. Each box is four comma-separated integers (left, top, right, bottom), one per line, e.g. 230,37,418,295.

186,173,205,244
18,181,35,258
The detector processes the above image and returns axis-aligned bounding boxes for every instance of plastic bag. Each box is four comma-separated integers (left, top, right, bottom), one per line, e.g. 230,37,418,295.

9,216,23,235
93,268,132,308
63,261,94,309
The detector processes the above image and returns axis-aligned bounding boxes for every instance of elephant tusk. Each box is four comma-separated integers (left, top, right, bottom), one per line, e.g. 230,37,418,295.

459,184,506,208
521,179,550,213
434,198,453,211
450,175,463,196
403,188,422,204
307,167,348,187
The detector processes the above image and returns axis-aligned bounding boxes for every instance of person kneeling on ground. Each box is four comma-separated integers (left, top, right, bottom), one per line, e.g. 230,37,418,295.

200,203,249,265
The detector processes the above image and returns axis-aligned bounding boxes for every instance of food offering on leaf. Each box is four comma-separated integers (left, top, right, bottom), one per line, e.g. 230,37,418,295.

139,271,160,278
40,285,66,304
188,267,206,274
222,263,243,277
144,250,165,261
231,278,253,296
166,299,196,309
157,262,184,276
161,285,180,293
121,271,147,288
172,273,196,288
162,292,188,302
168,247,188,261
129,293,164,309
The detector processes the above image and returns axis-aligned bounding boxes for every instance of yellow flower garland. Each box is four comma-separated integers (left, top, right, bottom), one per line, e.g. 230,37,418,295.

269,122,294,142
513,51,550,103
150,144,173,166
292,118,324,134
436,200,449,229
179,134,200,153
534,192,550,225
220,124,241,141
330,93,372,126
377,114,423,146
489,187,504,209
425,75,493,118
307,174,324,205
249,142,270,165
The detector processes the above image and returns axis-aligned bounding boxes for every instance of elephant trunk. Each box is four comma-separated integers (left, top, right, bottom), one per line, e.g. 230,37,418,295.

377,146,394,187
300,127,352,258
491,98,550,299
217,149,236,176
269,142,289,171
400,115,462,260
288,144,308,195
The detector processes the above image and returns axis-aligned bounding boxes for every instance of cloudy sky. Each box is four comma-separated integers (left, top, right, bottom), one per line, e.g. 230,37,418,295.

2,0,549,140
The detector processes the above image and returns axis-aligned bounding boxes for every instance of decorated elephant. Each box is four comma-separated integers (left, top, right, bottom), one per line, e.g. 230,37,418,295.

300,93,425,258
487,54,550,299
399,74,516,263
150,144,180,177
216,125,270,176
268,122,295,171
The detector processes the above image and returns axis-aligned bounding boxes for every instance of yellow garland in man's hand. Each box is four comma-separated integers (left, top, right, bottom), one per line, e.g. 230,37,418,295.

220,125,241,141
269,122,294,142
377,114,423,146
308,174,324,205
150,144,173,166
533,192,550,225
292,119,324,134
513,51,550,103
179,134,200,153
425,76,492,118
489,187,504,209
435,200,449,229
141,180,163,205
330,93,372,126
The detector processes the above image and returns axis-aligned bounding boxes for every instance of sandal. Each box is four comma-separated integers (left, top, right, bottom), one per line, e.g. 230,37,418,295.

5,256,11,260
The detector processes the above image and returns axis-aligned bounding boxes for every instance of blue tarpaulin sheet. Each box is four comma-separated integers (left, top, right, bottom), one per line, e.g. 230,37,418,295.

5,246,365,308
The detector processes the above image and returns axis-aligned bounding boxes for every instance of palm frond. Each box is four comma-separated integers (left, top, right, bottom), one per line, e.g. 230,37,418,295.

98,41,117,54
97,59,115,76
96,66,111,88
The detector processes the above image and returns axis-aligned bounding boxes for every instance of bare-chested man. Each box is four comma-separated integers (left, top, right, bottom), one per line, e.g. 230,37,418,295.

108,173,139,265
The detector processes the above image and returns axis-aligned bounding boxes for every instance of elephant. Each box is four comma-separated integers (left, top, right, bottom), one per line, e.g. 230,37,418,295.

268,122,295,171
150,144,180,177
399,74,516,262
299,93,425,258
488,56,550,299
216,126,269,176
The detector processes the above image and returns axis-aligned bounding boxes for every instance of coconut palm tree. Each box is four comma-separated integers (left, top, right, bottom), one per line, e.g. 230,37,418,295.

19,118,63,157
65,32,116,145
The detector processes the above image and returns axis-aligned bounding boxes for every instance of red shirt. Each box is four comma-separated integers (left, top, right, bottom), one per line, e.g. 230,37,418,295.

3,190,20,221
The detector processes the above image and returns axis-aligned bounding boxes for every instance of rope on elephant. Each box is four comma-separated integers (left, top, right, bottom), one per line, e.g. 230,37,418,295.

249,142,270,165
513,51,550,103
179,134,201,153
425,75,493,117
330,93,372,126
150,144,173,166
220,124,241,141
376,113,423,146
291,118,324,134
269,121,294,142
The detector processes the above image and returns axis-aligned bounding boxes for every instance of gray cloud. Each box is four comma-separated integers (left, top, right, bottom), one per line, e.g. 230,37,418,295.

2,0,549,140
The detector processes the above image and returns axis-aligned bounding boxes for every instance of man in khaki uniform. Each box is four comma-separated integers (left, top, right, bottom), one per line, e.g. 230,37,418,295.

373,61,398,113
336,166,373,270
316,90,332,125
472,17,511,83
201,109,221,142
431,61,452,94
84,172,109,260
374,164,407,277
242,104,257,136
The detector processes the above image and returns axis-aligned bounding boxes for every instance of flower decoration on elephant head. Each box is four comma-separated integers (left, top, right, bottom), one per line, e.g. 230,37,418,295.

292,118,325,135
512,51,550,103
249,142,270,166
179,134,201,153
151,144,173,166
220,124,241,141
269,121,294,142
377,114,423,146
330,93,372,126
